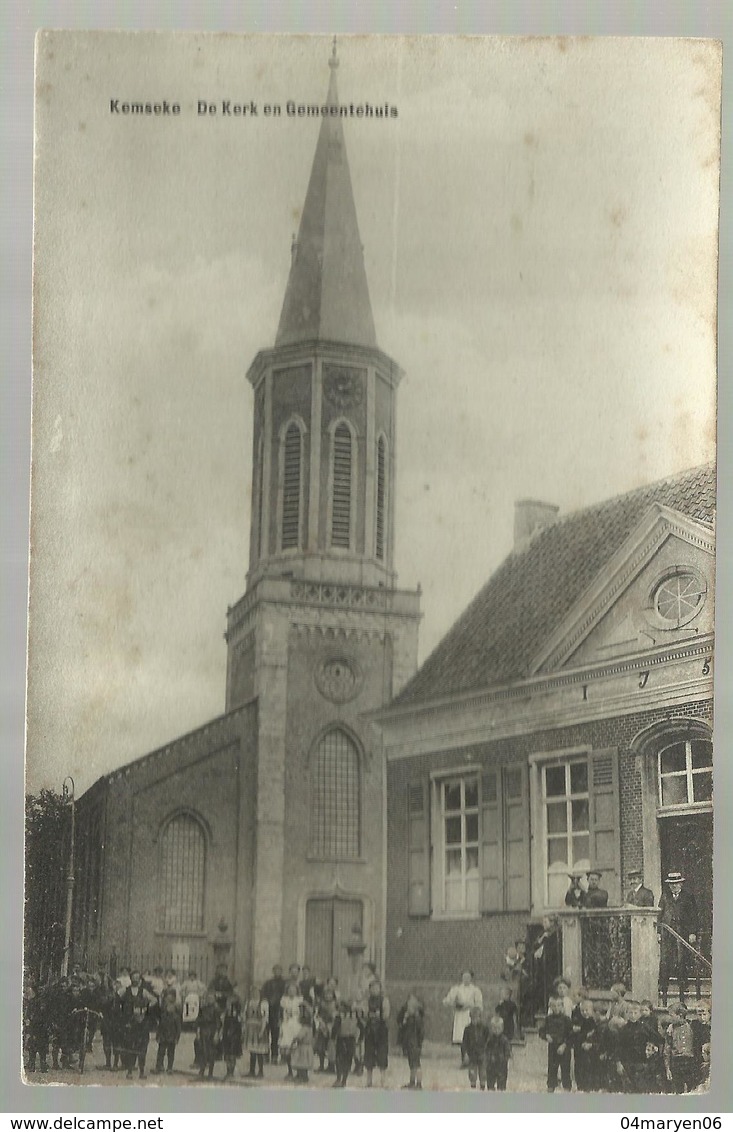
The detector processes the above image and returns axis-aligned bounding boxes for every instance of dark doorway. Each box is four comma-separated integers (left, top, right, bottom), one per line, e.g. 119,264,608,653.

659,812,713,958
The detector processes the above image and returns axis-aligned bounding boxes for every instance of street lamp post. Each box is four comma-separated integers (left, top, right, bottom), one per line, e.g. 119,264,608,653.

61,776,75,977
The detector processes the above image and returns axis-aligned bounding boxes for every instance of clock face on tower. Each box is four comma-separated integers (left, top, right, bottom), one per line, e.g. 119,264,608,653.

323,365,365,413
314,655,362,703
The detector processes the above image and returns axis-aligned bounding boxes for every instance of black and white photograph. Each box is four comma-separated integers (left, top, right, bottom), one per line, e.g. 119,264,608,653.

24,32,720,1095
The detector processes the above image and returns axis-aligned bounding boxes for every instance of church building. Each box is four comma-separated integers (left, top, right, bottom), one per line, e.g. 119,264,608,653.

71,48,421,993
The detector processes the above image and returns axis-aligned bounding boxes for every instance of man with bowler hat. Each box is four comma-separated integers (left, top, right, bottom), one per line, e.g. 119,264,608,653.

624,867,655,907
657,872,699,1006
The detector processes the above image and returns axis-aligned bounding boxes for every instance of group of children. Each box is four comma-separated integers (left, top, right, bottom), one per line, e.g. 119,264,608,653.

24,960,711,1093
538,976,711,1094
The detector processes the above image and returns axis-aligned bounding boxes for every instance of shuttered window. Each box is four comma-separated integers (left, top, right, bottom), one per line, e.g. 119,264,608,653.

310,729,360,859
331,423,353,549
538,748,621,907
159,813,206,934
543,759,590,907
375,436,387,561
281,422,302,550
407,765,530,919
442,776,480,913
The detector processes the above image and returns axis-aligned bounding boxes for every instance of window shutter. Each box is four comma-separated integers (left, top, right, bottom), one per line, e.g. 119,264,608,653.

375,436,386,561
480,770,503,912
282,424,302,549
503,764,530,911
407,782,430,917
588,747,621,905
331,424,352,549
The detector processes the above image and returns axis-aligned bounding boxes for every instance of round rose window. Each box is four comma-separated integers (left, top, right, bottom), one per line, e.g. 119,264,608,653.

653,571,706,628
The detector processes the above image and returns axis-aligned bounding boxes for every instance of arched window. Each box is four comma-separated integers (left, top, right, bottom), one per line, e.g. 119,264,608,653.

658,738,713,809
310,729,360,859
281,421,303,550
375,434,387,561
330,422,354,549
159,813,206,934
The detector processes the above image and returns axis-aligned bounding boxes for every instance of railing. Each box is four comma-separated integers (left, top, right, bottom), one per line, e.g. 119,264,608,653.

557,908,660,1001
658,922,712,972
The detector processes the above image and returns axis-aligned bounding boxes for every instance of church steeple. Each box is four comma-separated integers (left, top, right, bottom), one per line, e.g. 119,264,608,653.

243,42,406,595
276,41,377,349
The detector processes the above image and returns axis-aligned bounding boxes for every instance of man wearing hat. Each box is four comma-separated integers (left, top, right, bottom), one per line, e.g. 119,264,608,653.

657,872,699,1006
624,868,655,908
584,869,609,908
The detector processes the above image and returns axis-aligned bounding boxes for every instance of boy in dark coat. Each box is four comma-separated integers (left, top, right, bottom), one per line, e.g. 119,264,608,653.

571,997,600,1092
461,1006,490,1090
152,988,182,1075
617,1000,662,1093
495,986,518,1042
540,996,572,1092
485,1015,512,1091
262,965,286,1064
120,971,157,1080
396,993,425,1090
196,991,222,1079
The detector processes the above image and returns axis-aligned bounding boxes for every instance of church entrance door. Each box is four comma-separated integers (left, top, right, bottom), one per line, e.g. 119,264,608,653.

305,896,363,994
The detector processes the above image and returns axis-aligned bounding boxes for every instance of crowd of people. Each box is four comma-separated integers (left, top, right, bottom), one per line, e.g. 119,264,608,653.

22,874,709,1093
22,959,410,1089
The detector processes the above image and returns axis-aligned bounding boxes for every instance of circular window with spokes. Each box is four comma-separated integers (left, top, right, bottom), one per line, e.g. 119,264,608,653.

651,568,707,629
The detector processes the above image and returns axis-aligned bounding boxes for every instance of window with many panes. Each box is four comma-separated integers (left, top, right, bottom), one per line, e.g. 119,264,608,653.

441,776,480,913
310,729,360,859
543,759,590,907
159,813,206,934
658,739,713,810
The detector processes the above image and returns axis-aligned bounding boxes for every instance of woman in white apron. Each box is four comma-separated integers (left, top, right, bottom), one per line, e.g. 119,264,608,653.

443,970,483,1063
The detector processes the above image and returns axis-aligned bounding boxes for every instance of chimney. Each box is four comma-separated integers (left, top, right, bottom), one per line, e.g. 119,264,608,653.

514,499,559,552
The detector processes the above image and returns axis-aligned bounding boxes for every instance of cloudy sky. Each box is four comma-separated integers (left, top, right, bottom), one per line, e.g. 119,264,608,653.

27,33,720,794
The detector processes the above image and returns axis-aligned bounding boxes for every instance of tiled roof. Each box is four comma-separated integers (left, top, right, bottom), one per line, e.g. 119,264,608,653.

393,464,716,708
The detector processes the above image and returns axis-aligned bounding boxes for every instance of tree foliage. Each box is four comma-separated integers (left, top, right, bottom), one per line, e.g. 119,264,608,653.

24,789,70,976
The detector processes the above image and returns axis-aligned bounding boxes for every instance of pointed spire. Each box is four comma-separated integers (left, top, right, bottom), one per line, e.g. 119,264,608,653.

275,44,377,349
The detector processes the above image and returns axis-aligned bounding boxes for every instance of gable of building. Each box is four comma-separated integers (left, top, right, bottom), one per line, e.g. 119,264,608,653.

532,505,715,673
391,463,715,709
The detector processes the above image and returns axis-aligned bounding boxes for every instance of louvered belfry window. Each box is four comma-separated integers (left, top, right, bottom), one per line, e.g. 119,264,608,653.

159,813,206,934
375,436,386,560
331,423,353,549
310,729,360,859
281,422,302,549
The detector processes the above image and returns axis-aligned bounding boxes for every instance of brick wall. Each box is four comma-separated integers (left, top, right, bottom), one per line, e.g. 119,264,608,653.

386,700,713,1010
76,702,258,983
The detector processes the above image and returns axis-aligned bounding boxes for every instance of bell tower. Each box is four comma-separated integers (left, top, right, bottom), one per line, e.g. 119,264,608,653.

225,43,421,985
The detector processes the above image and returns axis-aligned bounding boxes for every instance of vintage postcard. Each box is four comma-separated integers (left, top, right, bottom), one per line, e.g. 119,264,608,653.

25,32,720,1094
